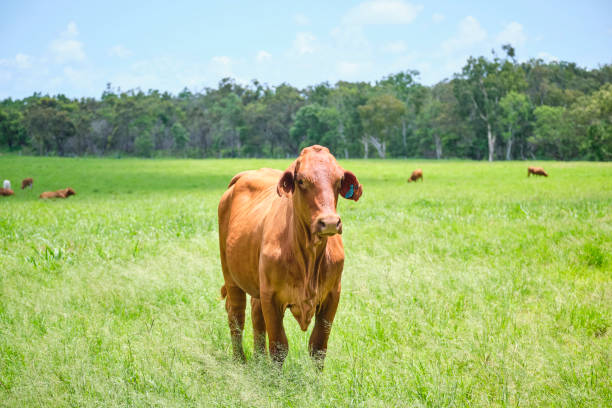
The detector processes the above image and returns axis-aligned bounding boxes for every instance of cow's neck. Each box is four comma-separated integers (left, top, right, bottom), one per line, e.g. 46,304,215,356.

289,208,328,303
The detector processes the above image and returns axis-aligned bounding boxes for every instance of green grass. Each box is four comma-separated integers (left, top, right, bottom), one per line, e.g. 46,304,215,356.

1,155,611,407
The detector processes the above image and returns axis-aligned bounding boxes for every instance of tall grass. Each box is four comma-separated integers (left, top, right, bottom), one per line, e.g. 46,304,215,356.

1,156,611,407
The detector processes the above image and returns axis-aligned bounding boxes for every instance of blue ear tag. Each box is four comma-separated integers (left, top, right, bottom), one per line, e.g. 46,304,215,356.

345,184,354,199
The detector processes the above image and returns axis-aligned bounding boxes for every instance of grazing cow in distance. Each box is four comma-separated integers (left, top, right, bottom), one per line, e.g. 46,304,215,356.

39,187,76,199
407,168,423,182
528,166,548,177
21,178,34,189
218,145,363,368
3,180,10,190
0,188,14,196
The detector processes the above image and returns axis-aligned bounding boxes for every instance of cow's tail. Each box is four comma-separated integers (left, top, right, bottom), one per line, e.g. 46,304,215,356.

220,285,227,300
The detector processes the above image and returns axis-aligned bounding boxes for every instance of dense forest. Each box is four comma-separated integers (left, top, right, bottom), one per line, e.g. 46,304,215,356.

1,47,611,161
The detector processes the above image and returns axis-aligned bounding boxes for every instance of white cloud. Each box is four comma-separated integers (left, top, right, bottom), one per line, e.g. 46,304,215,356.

382,40,407,54
212,56,231,65
331,25,370,52
388,51,419,69
62,66,98,90
294,13,310,26
15,53,32,69
432,13,445,23
0,53,33,69
211,56,232,77
256,50,272,62
336,61,362,76
65,21,79,37
292,32,316,55
50,39,85,63
442,16,487,53
0,70,12,82
108,45,133,58
496,22,527,47
50,22,85,63
343,0,423,25
537,52,559,62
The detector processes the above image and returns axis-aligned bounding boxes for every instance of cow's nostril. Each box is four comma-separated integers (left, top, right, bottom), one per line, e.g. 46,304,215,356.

318,220,326,229
336,219,342,228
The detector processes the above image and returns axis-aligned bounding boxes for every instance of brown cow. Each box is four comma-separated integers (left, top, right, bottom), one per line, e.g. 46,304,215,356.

528,166,548,177
0,188,14,196
407,168,423,182
21,178,34,189
218,145,362,367
39,187,76,199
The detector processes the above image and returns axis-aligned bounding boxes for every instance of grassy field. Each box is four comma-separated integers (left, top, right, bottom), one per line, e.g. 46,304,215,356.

0,155,611,407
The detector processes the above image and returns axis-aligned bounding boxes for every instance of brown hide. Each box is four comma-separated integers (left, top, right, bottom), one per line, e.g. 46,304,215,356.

527,166,548,177
21,178,33,189
39,187,76,199
408,168,423,182
218,145,362,366
0,188,14,196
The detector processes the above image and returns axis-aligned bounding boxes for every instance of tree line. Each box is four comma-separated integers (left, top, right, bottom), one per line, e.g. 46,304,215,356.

1,47,611,161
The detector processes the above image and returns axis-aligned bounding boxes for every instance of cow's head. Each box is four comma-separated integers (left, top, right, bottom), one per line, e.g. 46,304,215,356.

277,145,362,242
63,188,76,197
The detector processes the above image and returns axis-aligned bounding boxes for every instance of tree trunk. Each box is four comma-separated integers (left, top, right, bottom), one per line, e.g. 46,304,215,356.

505,137,513,161
487,122,495,162
368,135,385,158
434,133,442,159
338,122,348,158
362,135,369,159
401,118,407,151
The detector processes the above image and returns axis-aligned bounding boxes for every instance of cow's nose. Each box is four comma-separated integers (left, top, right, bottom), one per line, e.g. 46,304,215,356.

315,214,342,235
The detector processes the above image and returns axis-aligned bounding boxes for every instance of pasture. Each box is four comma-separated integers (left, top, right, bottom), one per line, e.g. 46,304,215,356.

0,156,611,407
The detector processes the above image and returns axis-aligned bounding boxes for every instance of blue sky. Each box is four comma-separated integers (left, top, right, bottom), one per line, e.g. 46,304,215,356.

1,0,611,99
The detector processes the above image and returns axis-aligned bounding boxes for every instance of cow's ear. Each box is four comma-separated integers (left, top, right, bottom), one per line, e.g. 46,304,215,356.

340,171,362,201
277,170,294,197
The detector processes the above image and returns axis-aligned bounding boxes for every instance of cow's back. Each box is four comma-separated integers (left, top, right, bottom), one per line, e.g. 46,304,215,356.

218,168,284,297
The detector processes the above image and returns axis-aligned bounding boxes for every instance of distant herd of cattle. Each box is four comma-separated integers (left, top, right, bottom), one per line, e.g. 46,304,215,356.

0,178,76,198
0,164,549,199
405,165,548,182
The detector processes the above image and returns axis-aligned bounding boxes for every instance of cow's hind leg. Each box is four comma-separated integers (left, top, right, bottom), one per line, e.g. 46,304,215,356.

251,297,267,356
224,285,247,362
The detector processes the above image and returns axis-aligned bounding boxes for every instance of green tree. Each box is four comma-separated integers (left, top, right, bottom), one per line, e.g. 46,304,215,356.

210,91,244,157
0,107,26,150
171,122,190,151
499,91,531,160
358,94,406,158
23,97,75,155
328,81,371,158
134,130,154,157
572,83,612,160
416,82,467,159
290,104,341,154
530,105,576,159
378,70,425,156
454,48,526,161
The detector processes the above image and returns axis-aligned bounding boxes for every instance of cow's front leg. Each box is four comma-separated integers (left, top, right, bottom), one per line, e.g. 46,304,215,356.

260,292,288,365
309,289,340,370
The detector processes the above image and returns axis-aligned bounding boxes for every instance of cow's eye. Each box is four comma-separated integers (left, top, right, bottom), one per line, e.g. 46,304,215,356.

298,179,304,186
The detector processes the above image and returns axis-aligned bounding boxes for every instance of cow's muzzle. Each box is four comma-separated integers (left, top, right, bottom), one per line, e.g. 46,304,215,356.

315,214,342,236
